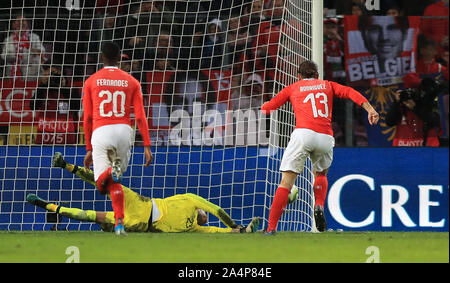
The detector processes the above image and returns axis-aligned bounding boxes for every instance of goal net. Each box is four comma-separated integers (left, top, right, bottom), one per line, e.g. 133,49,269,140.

0,0,321,232
265,0,322,232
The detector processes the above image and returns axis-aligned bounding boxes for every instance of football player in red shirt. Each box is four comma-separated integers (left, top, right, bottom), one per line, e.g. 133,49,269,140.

261,61,379,234
82,42,153,235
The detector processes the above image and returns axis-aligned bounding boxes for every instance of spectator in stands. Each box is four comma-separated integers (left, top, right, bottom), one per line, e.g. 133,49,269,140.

201,18,226,69
147,50,176,71
163,71,216,117
386,5,402,16
129,54,145,82
242,0,266,36
1,14,45,81
183,24,206,71
89,13,125,66
119,53,131,73
155,53,176,72
30,65,80,120
235,0,268,73
125,1,173,62
438,48,449,138
95,0,126,15
351,2,369,16
38,60,58,86
29,64,81,144
250,0,285,77
323,18,345,83
438,48,449,80
335,0,369,15
144,29,180,70
386,73,442,147
147,29,173,59
416,37,449,141
323,17,347,146
228,13,241,33
224,19,250,69
229,73,268,145
417,37,448,76
173,0,207,32
421,0,449,58
230,73,266,111
224,13,241,68
263,0,285,18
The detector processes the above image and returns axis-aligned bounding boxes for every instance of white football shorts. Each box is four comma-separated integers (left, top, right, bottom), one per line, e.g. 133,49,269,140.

91,124,134,181
279,128,335,174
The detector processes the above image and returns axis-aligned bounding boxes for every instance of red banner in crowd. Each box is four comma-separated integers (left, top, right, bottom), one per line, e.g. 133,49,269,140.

35,117,77,144
201,69,232,103
0,79,38,125
344,16,421,87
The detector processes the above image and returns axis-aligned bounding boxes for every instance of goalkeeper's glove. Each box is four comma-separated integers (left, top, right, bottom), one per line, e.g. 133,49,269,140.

239,217,261,233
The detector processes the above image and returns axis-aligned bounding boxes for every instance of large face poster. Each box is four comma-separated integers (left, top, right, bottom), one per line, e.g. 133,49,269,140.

344,16,421,87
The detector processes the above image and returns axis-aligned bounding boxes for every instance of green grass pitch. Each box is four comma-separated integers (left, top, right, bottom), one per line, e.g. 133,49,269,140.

0,231,448,263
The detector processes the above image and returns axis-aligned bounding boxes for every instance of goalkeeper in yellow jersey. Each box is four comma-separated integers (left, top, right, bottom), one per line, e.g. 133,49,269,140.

26,153,261,234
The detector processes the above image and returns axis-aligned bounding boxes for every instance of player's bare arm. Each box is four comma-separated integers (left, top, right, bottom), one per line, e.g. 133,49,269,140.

82,78,94,170
330,80,380,126
144,146,153,167
131,81,152,167
135,114,152,166
361,102,380,125
261,89,290,114
84,150,93,169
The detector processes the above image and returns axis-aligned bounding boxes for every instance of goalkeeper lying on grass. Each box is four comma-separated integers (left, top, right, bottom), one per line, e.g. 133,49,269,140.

26,153,261,234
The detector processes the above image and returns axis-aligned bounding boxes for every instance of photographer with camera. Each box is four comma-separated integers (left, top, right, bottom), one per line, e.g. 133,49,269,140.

386,73,447,147
29,64,81,144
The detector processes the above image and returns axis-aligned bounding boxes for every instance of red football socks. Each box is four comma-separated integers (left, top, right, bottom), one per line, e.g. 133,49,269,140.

313,175,328,208
267,186,290,232
96,167,124,225
109,182,124,225
96,167,112,195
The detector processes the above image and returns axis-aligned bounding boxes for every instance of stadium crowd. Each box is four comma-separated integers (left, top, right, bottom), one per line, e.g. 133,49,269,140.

0,0,448,147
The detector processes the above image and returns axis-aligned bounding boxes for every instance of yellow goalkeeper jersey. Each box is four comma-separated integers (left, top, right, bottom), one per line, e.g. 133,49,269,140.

68,164,237,233
104,187,236,233
151,193,235,233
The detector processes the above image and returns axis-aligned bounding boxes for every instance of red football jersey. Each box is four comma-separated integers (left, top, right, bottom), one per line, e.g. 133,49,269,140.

82,66,150,151
261,79,368,136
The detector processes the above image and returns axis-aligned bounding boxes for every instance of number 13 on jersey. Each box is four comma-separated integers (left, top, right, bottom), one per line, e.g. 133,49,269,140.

303,92,329,118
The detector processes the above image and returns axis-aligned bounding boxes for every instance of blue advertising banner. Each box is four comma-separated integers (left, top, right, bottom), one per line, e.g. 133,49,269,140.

326,147,449,231
0,146,448,231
